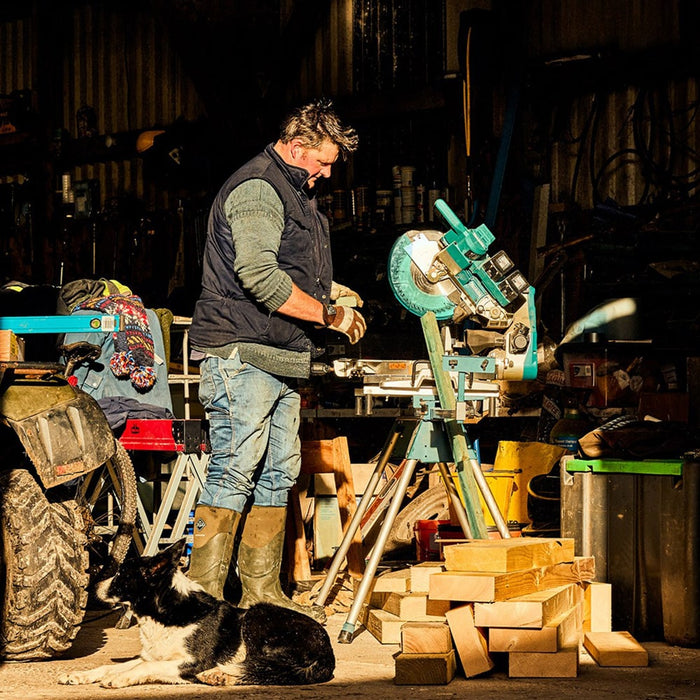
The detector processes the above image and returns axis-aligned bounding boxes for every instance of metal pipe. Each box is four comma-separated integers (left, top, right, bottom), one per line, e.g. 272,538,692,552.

469,457,511,538
314,424,404,607
338,458,420,644
436,462,472,539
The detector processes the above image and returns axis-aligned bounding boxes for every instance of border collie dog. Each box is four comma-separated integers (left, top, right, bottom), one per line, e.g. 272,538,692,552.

59,540,335,689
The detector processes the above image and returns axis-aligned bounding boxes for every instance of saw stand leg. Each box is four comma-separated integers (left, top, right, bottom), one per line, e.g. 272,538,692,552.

314,419,489,644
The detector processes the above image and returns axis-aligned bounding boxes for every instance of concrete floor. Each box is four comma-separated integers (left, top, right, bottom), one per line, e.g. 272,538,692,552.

0,607,698,699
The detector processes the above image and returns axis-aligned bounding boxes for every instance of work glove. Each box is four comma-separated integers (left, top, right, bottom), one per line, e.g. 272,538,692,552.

330,281,364,308
323,304,367,344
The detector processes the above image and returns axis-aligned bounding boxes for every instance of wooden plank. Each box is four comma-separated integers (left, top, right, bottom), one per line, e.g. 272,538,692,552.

430,557,595,603
365,608,448,645
301,437,364,577
443,538,576,573
583,581,612,633
382,591,451,620
538,556,595,588
509,646,579,678
445,604,494,678
584,631,648,667
285,484,312,581
430,569,539,602
394,649,456,685
410,561,444,593
366,568,411,593
489,603,583,653
365,609,404,645
401,622,453,654
474,584,583,629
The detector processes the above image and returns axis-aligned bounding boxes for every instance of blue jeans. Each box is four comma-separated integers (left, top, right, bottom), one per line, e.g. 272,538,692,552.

197,354,301,512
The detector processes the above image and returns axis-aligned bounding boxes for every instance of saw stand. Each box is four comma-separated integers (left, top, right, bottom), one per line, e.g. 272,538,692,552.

315,312,511,643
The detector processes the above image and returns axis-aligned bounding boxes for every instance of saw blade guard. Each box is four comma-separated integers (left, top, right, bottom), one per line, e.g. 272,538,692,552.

387,229,456,320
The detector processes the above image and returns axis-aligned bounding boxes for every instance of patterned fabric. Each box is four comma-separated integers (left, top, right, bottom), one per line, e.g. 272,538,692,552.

75,294,156,390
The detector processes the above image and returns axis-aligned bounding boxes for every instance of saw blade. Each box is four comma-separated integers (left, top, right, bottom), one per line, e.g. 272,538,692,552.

387,230,456,319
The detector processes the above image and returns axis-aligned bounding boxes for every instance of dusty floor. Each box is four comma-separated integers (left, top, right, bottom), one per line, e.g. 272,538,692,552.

0,607,698,700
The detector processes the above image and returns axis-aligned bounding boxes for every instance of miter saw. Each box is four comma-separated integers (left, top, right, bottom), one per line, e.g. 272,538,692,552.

315,202,541,639
388,198,538,382
330,199,538,421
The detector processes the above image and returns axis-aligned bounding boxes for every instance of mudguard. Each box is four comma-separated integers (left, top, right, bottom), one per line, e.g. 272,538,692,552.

0,365,115,488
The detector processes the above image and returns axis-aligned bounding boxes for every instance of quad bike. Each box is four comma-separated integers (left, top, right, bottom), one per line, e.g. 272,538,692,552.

0,349,138,661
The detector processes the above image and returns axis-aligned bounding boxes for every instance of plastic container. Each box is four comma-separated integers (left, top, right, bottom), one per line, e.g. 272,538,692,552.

560,458,699,645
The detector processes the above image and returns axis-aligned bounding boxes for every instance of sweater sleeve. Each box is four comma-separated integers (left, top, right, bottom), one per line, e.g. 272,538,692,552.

224,179,292,312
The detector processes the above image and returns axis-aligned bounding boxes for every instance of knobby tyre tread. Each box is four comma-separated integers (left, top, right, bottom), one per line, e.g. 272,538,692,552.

0,468,89,660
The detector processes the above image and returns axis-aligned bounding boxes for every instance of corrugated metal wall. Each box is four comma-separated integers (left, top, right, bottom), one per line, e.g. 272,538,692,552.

528,0,700,208
1,3,206,210
0,16,34,91
288,0,699,209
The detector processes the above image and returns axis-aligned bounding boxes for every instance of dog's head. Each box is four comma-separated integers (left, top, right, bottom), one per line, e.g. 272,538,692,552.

96,539,187,614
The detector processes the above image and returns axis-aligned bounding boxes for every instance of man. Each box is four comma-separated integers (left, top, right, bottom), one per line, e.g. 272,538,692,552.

188,99,365,623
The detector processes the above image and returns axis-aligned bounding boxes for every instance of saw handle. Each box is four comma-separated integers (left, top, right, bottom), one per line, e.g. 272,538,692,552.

434,198,493,256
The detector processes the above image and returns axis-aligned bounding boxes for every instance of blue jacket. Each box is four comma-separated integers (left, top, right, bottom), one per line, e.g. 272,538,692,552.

190,144,332,356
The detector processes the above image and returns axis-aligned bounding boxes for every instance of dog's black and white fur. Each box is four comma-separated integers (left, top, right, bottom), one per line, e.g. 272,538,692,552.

59,540,335,688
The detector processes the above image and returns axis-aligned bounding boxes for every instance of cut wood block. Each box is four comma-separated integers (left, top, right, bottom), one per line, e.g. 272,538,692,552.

401,622,453,654
382,591,451,620
443,538,576,573
430,569,540,602
445,604,494,678
509,646,579,677
410,562,445,593
369,568,411,593
537,556,595,588
365,609,404,644
394,649,456,685
584,631,648,667
366,608,448,645
430,556,595,603
583,581,612,632
489,603,583,653
474,583,583,629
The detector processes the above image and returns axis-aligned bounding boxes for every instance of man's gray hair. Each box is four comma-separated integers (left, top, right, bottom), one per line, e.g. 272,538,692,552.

279,98,358,160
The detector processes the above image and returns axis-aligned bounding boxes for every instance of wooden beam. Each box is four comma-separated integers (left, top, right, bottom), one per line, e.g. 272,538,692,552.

473,583,583,629
489,603,583,653
410,562,445,593
401,622,453,654
394,649,457,685
445,604,494,678
443,538,576,573
584,631,648,667
429,557,594,603
381,591,451,620
509,646,579,678
583,581,612,632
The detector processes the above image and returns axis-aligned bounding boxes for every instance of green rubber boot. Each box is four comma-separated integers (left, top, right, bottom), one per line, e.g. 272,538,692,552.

187,505,241,599
237,505,326,623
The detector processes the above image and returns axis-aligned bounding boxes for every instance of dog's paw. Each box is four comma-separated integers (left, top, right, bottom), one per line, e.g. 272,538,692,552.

196,667,241,686
58,672,94,685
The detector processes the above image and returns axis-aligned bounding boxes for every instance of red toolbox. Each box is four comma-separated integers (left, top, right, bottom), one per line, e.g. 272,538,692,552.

119,419,210,454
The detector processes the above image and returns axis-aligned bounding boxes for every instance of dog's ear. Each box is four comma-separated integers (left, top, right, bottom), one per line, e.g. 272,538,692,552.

166,538,188,563
145,540,186,578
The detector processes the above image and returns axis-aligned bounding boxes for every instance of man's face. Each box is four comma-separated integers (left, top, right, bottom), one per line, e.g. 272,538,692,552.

293,139,340,188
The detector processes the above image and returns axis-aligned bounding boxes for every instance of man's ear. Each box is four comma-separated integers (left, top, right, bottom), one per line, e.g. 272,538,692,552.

289,138,306,161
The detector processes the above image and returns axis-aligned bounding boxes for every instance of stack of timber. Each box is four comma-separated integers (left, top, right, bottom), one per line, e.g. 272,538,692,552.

431,537,594,679
361,538,646,684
